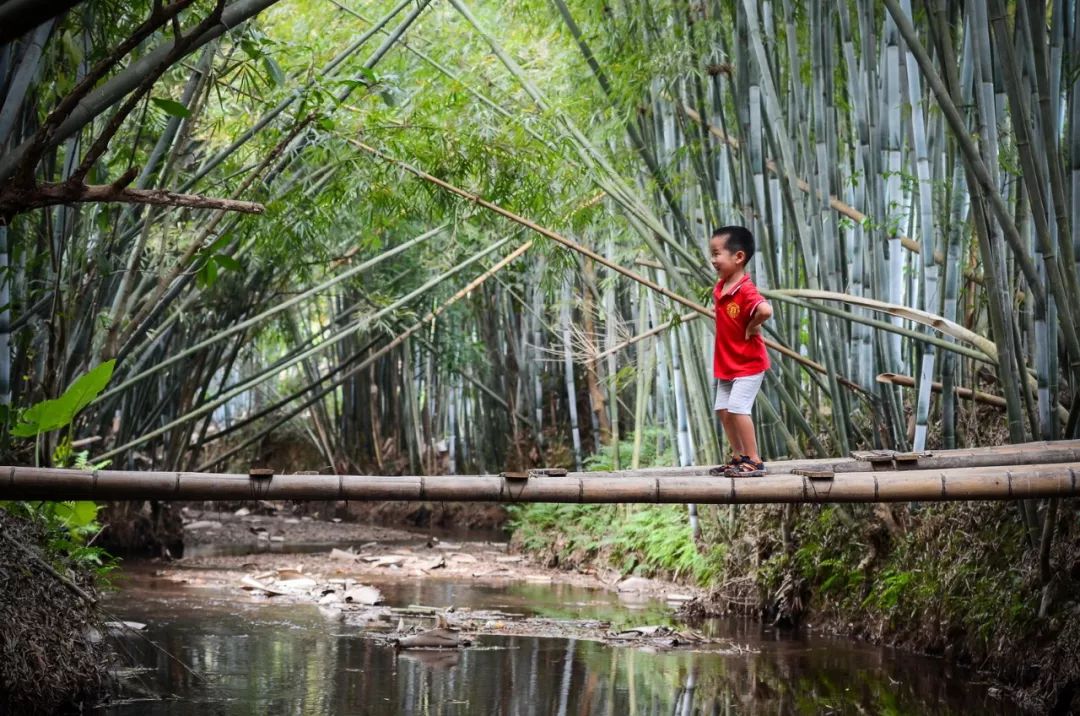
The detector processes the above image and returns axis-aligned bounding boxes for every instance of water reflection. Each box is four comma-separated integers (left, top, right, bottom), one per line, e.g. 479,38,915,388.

99,580,1016,715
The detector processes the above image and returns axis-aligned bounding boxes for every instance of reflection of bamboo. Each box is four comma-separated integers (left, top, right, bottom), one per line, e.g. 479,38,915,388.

677,666,697,716
555,638,575,716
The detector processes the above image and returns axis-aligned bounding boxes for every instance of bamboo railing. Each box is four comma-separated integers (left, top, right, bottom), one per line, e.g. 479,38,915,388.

2,461,1076,505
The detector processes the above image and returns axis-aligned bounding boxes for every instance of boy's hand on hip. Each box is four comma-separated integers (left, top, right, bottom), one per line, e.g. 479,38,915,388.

745,324,762,340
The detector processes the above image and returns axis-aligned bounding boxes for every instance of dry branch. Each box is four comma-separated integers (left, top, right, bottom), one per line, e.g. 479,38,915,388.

0,180,264,216
876,372,1006,409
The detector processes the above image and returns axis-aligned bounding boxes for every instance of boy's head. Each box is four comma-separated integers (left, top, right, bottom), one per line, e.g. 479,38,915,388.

709,225,755,278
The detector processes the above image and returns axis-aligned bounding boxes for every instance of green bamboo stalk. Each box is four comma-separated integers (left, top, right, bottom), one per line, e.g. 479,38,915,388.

97,237,511,461
95,225,446,405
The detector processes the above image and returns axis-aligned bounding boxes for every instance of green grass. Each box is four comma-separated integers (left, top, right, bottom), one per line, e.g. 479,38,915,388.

508,428,722,584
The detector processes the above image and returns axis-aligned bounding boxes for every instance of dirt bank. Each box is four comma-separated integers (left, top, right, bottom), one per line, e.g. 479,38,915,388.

509,499,1080,713
0,510,113,714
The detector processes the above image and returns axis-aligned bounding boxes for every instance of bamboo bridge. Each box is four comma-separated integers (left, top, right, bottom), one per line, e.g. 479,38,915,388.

2,440,1079,505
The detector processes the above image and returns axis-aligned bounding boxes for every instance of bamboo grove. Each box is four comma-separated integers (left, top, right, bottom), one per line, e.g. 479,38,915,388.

0,0,1078,512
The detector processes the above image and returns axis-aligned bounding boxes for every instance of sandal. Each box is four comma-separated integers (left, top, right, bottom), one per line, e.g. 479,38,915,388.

707,453,742,476
725,455,767,477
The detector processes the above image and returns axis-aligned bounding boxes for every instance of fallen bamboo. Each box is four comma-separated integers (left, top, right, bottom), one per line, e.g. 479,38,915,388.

876,372,1006,408
1,461,1076,504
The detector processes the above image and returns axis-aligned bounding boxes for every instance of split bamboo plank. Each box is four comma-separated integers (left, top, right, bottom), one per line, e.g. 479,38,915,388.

622,440,1080,476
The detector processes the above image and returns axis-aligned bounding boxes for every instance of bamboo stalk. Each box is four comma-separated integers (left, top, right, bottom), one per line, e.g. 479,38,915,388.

876,372,1006,408
347,137,870,397
561,278,583,471
4,461,1077,504
95,225,446,405
96,238,511,461
195,241,534,470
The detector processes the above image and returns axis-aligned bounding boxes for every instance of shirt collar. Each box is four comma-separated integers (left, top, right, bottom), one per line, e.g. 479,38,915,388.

717,274,751,299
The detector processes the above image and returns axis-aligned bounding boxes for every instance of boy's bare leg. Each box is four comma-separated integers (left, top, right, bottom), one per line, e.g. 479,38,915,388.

718,409,743,457
730,413,761,463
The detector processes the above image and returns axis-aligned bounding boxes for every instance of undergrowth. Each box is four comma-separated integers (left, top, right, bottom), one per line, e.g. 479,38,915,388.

510,428,724,583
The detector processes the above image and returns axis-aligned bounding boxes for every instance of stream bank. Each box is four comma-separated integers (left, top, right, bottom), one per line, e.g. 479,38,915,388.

508,499,1080,713
97,508,1017,714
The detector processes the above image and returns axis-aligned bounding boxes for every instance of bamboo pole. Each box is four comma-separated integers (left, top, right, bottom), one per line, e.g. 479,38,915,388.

876,372,1006,409
3,461,1076,504
95,225,446,405
627,439,1080,477
95,237,512,461
194,241,534,471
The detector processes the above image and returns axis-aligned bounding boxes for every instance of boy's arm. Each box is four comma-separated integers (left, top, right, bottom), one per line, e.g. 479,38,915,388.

745,301,773,338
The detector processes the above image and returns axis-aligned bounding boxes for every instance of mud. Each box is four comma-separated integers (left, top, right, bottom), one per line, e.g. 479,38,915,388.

156,508,705,647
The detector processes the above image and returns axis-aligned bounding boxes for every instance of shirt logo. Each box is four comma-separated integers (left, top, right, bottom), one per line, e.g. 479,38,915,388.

725,303,740,319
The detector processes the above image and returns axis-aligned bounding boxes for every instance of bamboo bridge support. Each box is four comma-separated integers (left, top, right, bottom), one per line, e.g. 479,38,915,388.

4,441,1078,505
1,462,1077,505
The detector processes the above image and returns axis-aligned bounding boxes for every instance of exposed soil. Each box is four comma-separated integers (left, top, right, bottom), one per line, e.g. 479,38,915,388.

178,505,420,546
97,500,184,557
344,500,509,531
152,507,707,647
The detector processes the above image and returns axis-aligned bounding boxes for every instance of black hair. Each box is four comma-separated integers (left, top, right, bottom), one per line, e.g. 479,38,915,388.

712,225,755,264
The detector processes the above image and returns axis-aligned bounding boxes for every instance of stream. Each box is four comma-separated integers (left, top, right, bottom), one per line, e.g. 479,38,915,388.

96,535,1018,715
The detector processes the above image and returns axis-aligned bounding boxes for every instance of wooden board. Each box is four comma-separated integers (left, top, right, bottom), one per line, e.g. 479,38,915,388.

850,450,895,462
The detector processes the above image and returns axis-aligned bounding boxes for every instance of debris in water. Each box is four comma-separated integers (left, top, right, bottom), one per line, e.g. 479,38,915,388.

415,556,446,571
239,576,289,596
394,628,471,649
343,586,383,605
183,520,222,531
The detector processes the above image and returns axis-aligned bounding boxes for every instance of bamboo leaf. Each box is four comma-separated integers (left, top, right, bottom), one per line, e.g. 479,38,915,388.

197,259,219,288
150,97,191,118
262,56,284,86
214,254,242,272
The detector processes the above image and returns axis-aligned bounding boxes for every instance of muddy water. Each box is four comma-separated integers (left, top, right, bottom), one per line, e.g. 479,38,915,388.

98,557,1017,715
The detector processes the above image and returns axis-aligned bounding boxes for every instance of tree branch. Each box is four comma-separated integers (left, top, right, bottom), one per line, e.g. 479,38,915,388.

0,181,264,215
67,0,225,184
0,0,285,185
11,0,198,186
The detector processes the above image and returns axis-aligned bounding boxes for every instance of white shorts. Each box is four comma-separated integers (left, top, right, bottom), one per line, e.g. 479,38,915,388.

713,372,765,415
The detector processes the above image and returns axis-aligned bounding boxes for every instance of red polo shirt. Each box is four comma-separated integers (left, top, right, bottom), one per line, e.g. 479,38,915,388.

713,274,770,379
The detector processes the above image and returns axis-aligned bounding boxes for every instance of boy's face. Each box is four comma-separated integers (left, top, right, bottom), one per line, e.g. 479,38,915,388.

709,234,745,279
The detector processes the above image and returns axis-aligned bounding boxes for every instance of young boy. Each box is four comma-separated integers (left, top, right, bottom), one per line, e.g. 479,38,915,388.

706,226,772,477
